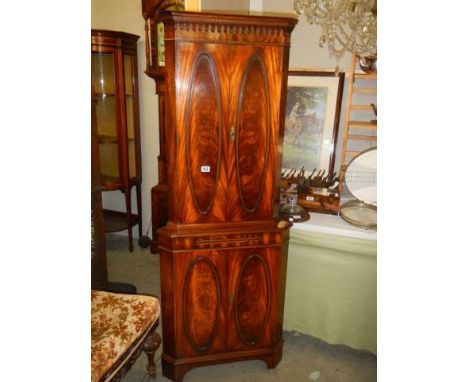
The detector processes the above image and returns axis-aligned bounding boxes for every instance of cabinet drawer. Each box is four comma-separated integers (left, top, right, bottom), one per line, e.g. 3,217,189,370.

159,230,287,252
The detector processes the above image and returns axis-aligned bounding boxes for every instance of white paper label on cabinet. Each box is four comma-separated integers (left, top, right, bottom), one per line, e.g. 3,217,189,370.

201,165,211,173
306,196,314,201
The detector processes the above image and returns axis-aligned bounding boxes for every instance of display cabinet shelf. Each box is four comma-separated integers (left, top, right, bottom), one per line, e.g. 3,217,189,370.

100,174,122,184
98,135,118,143
103,209,140,233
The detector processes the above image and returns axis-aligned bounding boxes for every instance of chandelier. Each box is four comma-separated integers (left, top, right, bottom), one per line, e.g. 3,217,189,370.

294,0,377,70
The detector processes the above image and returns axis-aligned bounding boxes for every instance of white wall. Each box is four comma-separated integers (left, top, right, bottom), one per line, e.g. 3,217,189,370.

201,0,250,11
91,0,357,238
249,0,263,11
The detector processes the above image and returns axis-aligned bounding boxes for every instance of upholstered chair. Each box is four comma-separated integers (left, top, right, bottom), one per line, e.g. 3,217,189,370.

91,290,161,382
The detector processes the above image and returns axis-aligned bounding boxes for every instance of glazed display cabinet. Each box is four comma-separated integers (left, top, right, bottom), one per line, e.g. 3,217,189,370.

142,9,297,381
91,30,143,252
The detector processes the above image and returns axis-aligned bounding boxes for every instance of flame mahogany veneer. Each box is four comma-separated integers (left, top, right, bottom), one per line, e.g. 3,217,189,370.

143,9,297,381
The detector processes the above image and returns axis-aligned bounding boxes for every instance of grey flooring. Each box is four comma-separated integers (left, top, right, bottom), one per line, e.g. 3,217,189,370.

105,234,377,382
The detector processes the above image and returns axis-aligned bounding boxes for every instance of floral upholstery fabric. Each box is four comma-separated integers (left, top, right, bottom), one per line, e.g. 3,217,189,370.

91,290,160,382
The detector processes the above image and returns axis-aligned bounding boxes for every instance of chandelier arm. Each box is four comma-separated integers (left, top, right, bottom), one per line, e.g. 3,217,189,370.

294,0,377,60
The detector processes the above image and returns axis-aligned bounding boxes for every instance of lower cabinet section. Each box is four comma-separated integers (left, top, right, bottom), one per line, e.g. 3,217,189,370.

158,226,290,381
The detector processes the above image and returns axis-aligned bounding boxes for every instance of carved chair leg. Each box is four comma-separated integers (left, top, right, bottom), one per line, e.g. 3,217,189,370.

142,328,161,378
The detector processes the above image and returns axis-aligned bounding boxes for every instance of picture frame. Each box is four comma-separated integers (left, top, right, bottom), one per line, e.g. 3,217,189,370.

283,70,345,179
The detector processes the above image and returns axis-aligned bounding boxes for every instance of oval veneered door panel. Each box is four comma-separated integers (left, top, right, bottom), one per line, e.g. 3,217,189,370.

235,254,271,345
185,53,222,215
236,55,270,212
183,257,221,352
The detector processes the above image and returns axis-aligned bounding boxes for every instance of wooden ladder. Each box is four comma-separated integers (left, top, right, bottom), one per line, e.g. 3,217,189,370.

339,54,377,195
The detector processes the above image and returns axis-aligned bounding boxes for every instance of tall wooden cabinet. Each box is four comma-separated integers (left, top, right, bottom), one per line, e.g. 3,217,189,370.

142,0,186,253
91,30,143,252
146,11,297,381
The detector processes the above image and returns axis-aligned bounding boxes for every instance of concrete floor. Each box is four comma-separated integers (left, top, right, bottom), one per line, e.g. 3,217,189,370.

105,234,377,382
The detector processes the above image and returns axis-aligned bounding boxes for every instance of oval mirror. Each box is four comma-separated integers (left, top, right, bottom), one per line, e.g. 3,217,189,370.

344,147,377,205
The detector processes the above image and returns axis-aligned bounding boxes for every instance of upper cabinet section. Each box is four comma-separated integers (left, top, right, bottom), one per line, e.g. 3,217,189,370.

158,11,297,225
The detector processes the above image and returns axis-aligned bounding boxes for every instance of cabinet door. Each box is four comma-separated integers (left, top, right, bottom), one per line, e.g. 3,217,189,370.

92,51,122,184
175,43,228,224
173,250,228,357
227,45,285,222
226,248,282,350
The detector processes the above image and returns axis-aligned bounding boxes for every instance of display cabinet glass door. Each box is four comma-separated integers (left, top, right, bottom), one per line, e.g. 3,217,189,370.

93,52,120,184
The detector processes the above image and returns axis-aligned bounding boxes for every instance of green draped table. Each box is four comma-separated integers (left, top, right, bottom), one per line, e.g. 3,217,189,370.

283,212,377,354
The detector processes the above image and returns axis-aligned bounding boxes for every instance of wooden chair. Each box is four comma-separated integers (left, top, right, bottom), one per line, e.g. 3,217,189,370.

91,290,161,382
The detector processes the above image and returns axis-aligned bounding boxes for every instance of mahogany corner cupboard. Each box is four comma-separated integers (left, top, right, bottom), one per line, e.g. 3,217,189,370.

144,10,297,381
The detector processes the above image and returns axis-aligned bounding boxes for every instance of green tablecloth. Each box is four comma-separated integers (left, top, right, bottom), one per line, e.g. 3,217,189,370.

284,220,377,354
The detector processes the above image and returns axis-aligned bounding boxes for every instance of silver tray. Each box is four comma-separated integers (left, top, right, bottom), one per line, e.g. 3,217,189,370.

339,200,377,230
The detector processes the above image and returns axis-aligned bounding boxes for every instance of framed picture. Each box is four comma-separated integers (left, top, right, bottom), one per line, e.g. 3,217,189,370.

283,70,345,178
